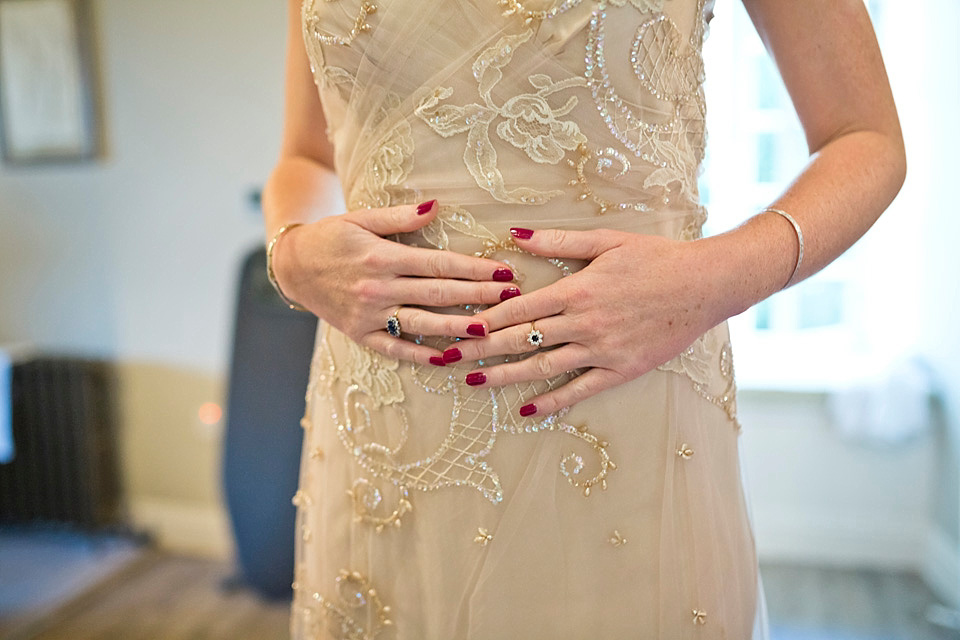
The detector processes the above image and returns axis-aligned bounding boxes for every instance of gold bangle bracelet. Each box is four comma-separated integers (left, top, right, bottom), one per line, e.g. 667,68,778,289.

266,223,309,312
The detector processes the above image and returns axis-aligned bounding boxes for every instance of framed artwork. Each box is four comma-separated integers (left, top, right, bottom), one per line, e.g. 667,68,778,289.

0,0,100,164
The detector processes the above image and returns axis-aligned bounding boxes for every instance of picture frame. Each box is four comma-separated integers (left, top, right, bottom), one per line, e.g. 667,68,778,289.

0,0,101,164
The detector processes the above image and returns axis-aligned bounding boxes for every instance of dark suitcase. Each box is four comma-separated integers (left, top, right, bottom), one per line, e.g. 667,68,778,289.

223,247,317,599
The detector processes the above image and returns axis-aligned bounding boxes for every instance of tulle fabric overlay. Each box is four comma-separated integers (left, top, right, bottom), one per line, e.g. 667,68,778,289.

292,0,767,637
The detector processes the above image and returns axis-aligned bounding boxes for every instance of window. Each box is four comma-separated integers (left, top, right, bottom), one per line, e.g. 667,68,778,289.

700,1,920,390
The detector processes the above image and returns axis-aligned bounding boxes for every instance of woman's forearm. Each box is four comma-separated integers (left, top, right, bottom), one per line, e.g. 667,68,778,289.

702,127,906,324
262,156,339,241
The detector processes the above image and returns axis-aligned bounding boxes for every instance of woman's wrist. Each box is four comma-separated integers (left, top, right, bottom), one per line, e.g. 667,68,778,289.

693,212,801,322
266,222,310,311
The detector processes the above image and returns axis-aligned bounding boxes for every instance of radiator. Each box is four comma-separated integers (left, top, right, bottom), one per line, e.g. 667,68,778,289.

0,357,120,528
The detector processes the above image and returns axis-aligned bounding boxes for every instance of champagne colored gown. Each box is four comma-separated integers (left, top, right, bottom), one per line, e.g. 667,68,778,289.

291,0,765,637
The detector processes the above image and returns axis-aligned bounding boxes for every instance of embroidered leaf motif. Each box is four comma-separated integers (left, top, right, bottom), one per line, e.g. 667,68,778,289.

643,166,682,190
473,31,532,100
527,73,553,90
416,87,495,138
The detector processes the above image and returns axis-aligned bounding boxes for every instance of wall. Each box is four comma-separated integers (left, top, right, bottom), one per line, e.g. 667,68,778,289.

739,391,937,568
0,0,287,557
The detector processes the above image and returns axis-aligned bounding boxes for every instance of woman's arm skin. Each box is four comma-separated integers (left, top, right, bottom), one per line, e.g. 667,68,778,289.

263,0,518,364
459,0,907,416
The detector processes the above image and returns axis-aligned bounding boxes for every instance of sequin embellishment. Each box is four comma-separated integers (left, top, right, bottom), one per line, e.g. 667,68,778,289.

585,0,708,201
475,527,495,545
304,1,377,47
306,570,394,639
348,478,413,532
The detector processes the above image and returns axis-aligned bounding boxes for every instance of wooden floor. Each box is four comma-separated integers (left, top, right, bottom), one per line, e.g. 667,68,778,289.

3,553,957,640
2,552,290,640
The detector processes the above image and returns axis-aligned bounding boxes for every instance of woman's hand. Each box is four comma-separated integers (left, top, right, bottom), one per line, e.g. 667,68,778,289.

450,227,731,417
271,200,517,365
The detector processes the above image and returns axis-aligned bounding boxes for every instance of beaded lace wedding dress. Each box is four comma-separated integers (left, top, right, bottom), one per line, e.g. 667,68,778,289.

291,0,766,637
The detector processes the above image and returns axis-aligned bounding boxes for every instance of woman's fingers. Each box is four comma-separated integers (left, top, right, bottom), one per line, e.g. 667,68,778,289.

359,331,446,367
343,199,440,236
461,344,593,389
509,368,625,417
471,282,568,333
391,244,515,282
510,226,621,260
445,315,569,362
388,306,491,340
391,277,514,309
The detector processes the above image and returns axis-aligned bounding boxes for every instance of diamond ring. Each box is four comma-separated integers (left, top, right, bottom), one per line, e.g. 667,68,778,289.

527,321,544,348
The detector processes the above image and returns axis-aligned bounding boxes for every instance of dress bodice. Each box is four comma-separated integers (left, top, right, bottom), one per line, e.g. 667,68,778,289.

301,0,714,243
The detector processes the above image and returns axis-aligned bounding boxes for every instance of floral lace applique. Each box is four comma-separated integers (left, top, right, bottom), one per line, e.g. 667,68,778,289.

340,338,405,408
348,92,417,210
679,205,707,240
309,323,405,408
415,31,587,204
419,204,499,251
496,79,586,164
657,325,739,426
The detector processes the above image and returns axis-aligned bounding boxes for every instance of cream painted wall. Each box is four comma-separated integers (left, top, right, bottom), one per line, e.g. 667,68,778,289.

0,0,287,554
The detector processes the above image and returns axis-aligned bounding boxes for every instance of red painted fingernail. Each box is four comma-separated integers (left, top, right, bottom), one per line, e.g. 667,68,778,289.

429,356,446,367
500,287,521,301
493,268,514,282
416,199,437,215
442,348,462,364
519,403,537,417
466,372,486,386
467,323,486,337
510,227,534,240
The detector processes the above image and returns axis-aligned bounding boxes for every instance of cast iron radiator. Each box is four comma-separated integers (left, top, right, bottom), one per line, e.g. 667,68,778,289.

0,357,120,528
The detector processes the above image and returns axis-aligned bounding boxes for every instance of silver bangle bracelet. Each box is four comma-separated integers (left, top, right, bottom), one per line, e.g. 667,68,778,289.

761,207,804,289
